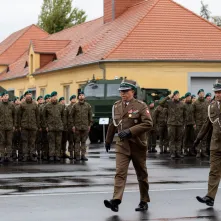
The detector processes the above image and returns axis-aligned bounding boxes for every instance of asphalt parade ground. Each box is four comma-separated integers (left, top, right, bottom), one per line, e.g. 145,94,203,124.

0,143,220,221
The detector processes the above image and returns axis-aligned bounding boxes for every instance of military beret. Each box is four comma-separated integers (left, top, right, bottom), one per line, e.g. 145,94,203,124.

37,96,43,101
197,89,204,95
78,91,84,96
51,91,57,97
59,97,65,102
205,93,212,98
160,96,165,101
44,94,51,100
191,95,196,99
24,90,32,96
185,92,191,98
20,95,24,101
1,91,8,96
0,93,2,97
70,95,76,101
180,96,185,100
173,90,179,96
14,97,19,102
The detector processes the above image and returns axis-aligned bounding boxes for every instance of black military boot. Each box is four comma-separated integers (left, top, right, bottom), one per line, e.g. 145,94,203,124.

135,201,148,211
201,152,209,158
152,147,157,153
49,156,54,162
176,153,184,158
55,156,61,161
104,199,120,212
196,152,201,158
69,151,74,160
22,156,28,162
196,196,214,207
0,157,4,164
81,155,88,161
171,153,176,159
30,155,38,162
5,156,13,162
160,147,163,154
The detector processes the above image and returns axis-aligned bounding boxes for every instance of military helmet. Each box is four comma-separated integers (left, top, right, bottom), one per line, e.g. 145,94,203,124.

213,79,221,92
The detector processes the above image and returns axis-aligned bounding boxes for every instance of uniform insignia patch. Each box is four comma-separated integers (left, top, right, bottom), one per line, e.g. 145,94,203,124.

133,110,139,114
128,110,133,114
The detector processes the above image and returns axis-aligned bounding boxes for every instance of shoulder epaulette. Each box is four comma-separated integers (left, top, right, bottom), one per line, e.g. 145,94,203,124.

114,100,121,105
137,100,144,104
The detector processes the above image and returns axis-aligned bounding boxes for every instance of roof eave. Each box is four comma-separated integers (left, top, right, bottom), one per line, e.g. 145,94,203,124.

0,75,26,82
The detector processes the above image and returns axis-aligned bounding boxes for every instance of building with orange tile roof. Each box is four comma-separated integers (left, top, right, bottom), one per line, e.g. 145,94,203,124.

0,0,221,99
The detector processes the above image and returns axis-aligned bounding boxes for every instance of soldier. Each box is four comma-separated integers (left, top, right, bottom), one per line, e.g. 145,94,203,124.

192,89,209,158
148,101,157,153
71,91,92,161
0,93,2,102
67,95,77,160
154,98,168,154
183,92,195,156
104,80,153,212
43,91,65,161
205,93,212,103
59,97,68,158
18,91,40,162
12,97,21,160
20,95,25,103
41,94,51,160
195,80,221,207
36,96,44,159
0,91,16,163
159,90,186,159
192,95,196,103
180,96,185,104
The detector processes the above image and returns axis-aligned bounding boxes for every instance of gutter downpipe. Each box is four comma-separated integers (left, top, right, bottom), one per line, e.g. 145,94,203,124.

98,61,106,80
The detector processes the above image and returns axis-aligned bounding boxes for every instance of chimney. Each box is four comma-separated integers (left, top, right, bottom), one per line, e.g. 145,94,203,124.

104,0,144,24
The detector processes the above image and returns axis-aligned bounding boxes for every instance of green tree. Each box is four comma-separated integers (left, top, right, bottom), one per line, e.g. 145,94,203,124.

38,0,87,34
212,16,221,27
200,0,211,20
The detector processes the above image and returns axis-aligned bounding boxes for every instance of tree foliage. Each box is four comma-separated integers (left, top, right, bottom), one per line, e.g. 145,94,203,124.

200,0,211,20
38,0,87,34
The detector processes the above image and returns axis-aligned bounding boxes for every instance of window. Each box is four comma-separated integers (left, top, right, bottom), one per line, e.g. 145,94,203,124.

63,85,70,104
84,83,104,98
107,84,121,97
40,88,46,97
19,91,24,97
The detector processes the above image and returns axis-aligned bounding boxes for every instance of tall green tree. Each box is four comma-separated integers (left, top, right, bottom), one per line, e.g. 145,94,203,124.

38,0,87,34
200,0,211,20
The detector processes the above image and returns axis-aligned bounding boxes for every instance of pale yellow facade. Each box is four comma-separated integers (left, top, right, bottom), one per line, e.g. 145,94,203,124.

1,61,221,99
0,65,7,73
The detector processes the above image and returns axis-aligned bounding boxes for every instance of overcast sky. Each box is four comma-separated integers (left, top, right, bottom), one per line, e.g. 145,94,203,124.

0,0,220,42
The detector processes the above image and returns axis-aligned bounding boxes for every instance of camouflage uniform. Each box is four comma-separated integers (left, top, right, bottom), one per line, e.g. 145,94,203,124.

67,102,76,158
12,104,21,159
192,98,209,157
183,100,195,155
148,106,157,152
159,96,186,157
154,105,168,153
43,101,65,158
71,101,92,159
0,101,16,158
18,99,40,158
61,105,68,157
36,103,44,158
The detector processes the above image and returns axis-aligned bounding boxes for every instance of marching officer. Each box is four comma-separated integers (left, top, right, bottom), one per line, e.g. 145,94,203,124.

18,91,40,162
192,89,209,158
0,91,16,163
195,80,221,207
71,91,92,161
159,90,186,159
43,91,65,161
104,80,153,212
67,95,77,160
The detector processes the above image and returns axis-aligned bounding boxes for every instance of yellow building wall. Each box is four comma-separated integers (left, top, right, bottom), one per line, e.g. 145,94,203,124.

1,61,221,98
0,65,7,73
105,62,221,95
29,46,40,75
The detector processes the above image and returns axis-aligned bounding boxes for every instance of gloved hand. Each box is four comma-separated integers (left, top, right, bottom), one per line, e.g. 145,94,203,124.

105,143,111,153
118,129,132,140
193,139,200,149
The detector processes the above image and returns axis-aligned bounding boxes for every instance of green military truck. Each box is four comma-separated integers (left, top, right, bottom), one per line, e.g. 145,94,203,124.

80,78,170,143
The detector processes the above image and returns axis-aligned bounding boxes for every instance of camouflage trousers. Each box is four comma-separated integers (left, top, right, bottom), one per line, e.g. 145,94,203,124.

183,125,195,153
48,131,62,157
159,125,169,151
12,130,21,157
148,130,157,150
68,129,75,153
0,130,13,157
195,125,208,154
75,130,88,158
61,131,68,155
168,125,183,154
21,130,37,156
36,129,49,158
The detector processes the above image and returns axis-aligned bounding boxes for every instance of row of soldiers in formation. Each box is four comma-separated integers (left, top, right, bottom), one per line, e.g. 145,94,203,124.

0,90,93,163
148,89,213,159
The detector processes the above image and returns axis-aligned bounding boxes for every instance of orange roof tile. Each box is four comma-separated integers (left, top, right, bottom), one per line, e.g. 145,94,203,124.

32,40,71,54
0,25,48,65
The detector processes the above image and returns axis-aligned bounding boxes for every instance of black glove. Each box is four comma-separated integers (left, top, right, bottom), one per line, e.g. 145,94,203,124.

118,129,132,140
193,139,200,149
105,143,111,153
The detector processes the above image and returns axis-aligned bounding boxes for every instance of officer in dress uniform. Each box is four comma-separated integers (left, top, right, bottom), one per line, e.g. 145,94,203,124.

104,79,153,212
